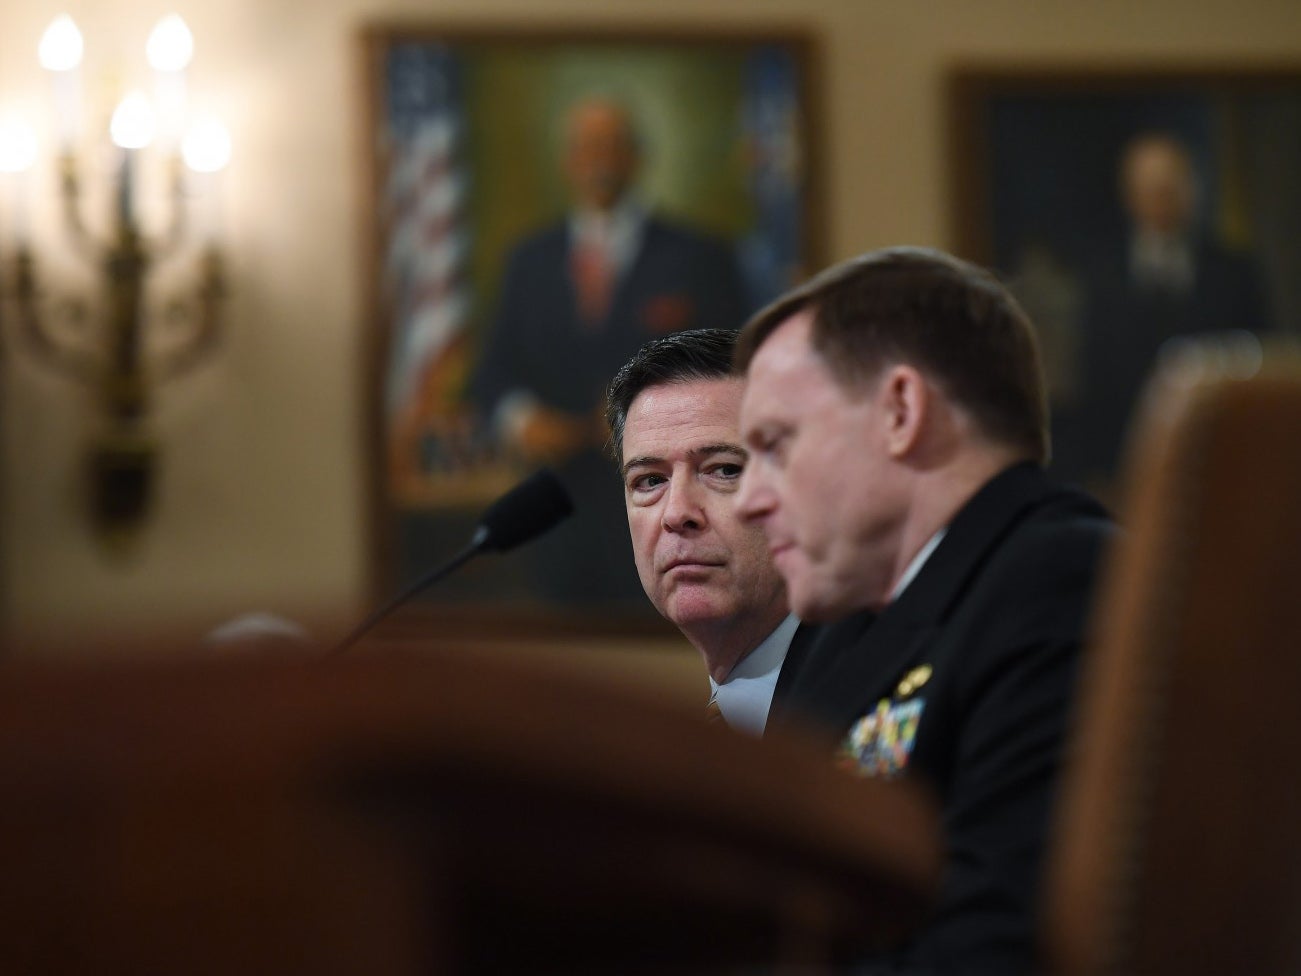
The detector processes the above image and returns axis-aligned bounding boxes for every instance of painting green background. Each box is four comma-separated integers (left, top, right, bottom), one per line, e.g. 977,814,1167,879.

458,42,755,355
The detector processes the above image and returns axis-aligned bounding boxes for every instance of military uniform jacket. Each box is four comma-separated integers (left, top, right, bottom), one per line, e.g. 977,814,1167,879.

776,463,1114,974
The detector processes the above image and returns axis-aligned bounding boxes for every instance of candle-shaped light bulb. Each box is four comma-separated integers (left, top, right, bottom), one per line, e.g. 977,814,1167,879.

181,117,231,173
147,15,191,152
38,15,84,72
182,116,230,242
110,92,156,150
111,93,155,229
39,15,85,150
146,15,194,72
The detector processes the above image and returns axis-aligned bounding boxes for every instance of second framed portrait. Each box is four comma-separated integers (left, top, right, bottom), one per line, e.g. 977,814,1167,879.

948,66,1301,494
360,26,822,629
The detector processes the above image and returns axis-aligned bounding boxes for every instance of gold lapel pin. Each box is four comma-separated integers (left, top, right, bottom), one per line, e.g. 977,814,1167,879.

895,664,933,698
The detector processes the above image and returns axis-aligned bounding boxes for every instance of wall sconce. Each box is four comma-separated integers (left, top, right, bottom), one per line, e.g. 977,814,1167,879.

0,13,230,553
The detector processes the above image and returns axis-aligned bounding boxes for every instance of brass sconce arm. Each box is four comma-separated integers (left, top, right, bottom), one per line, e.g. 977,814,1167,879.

55,154,101,265
12,245,100,387
157,246,225,383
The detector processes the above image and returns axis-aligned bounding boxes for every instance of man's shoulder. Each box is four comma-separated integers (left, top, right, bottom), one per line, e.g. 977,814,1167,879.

1194,238,1267,291
503,220,569,263
978,462,1109,529
966,472,1113,599
946,464,1111,572
1196,236,1257,268
938,481,1115,691
1010,478,1114,554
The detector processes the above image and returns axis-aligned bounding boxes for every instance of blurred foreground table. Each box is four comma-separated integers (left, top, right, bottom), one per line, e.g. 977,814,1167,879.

0,642,939,974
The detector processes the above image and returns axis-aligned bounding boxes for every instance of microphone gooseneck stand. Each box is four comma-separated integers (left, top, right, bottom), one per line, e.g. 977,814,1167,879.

328,468,574,656
328,526,490,657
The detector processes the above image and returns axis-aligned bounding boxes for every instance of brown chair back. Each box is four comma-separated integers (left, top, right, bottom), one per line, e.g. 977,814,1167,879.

1045,336,1301,975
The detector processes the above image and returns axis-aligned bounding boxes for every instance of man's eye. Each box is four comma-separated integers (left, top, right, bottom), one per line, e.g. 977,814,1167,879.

630,473,667,492
710,463,744,479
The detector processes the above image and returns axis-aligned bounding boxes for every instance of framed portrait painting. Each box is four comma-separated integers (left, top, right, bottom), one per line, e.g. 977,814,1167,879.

948,66,1301,492
359,25,822,632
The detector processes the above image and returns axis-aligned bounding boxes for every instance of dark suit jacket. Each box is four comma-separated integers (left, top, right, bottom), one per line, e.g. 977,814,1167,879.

470,214,749,418
775,463,1114,974
1057,237,1270,483
770,620,819,714
467,213,750,605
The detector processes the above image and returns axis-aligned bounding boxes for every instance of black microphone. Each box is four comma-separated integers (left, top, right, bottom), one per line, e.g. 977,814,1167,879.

473,466,575,553
330,468,574,655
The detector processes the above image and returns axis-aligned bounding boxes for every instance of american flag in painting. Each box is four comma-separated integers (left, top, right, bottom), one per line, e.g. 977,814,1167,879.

382,44,470,424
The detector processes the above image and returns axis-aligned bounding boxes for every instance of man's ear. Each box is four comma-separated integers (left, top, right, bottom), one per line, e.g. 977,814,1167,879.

879,364,928,459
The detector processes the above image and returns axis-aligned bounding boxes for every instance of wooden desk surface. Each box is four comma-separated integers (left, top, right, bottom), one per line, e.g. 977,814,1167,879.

0,644,940,974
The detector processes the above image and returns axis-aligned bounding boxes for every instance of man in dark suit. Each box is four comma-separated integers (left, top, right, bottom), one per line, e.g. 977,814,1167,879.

605,330,812,734
470,96,749,604
734,247,1115,973
1067,130,1271,487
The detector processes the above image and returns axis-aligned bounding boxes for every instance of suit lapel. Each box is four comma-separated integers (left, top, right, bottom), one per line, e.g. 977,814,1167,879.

772,621,819,706
602,217,658,327
784,464,1056,735
792,612,937,735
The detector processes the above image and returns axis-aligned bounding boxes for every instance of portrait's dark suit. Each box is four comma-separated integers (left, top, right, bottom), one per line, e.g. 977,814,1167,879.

775,463,1115,974
1059,238,1270,485
470,214,749,604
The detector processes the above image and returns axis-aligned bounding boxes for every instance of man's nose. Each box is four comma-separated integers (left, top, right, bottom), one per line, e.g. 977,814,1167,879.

662,478,706,533
735,466,774,524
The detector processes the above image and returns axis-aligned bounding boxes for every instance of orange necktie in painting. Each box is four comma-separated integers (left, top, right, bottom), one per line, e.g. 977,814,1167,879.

572,237,614,326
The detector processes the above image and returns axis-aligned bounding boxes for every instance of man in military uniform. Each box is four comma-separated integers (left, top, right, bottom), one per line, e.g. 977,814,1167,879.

735,247,1115,974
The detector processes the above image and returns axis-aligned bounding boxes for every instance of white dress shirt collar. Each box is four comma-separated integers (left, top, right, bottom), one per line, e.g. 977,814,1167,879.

891,527,947,602
707,613,800,737
569,195,647,276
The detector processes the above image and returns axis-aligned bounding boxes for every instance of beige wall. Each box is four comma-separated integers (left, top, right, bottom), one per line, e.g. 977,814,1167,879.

1,0,1298,652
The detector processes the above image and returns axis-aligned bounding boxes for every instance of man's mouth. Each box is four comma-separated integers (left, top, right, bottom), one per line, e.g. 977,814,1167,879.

661,557,725,574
